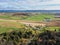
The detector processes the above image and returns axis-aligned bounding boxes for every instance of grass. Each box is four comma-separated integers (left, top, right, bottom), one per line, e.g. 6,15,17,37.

24,14,54,21
0,15,21,20
0,13,60,45
0,26,20,33
0,13,59,33
0,20,25,33
45,27,60,31
0,19,59,33
0,14,54,21
0,21,59,34
0,20,24,28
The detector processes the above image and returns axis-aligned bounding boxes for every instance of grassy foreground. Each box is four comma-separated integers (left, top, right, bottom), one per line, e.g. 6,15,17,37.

0,27,60,45
0,20,59,45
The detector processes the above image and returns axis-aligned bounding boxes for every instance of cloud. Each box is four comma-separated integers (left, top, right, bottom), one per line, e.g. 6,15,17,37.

0,0,60,10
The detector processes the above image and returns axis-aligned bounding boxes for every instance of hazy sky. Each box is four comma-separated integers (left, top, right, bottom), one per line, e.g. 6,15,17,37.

0,0,60,10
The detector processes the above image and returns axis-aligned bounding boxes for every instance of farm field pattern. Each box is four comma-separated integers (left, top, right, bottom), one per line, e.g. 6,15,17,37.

0,13,60,45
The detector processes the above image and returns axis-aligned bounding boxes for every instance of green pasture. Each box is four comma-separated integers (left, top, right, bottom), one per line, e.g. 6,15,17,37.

0,14,54,21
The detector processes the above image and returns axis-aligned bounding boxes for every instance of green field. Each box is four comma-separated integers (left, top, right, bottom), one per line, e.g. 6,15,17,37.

45,27,60,31
0,14,54,21
0,20,59,33
25,14,54,21
0,20,24,33
0,13,59,33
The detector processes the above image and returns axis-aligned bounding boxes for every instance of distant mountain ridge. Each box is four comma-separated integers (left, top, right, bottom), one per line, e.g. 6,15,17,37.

0,10,60,13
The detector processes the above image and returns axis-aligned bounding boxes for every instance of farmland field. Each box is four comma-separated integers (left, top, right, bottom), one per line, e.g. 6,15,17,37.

0,13,55,21
0,13,60,45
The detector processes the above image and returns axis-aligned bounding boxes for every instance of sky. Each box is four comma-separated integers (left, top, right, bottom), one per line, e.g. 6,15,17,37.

0,0,60,10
